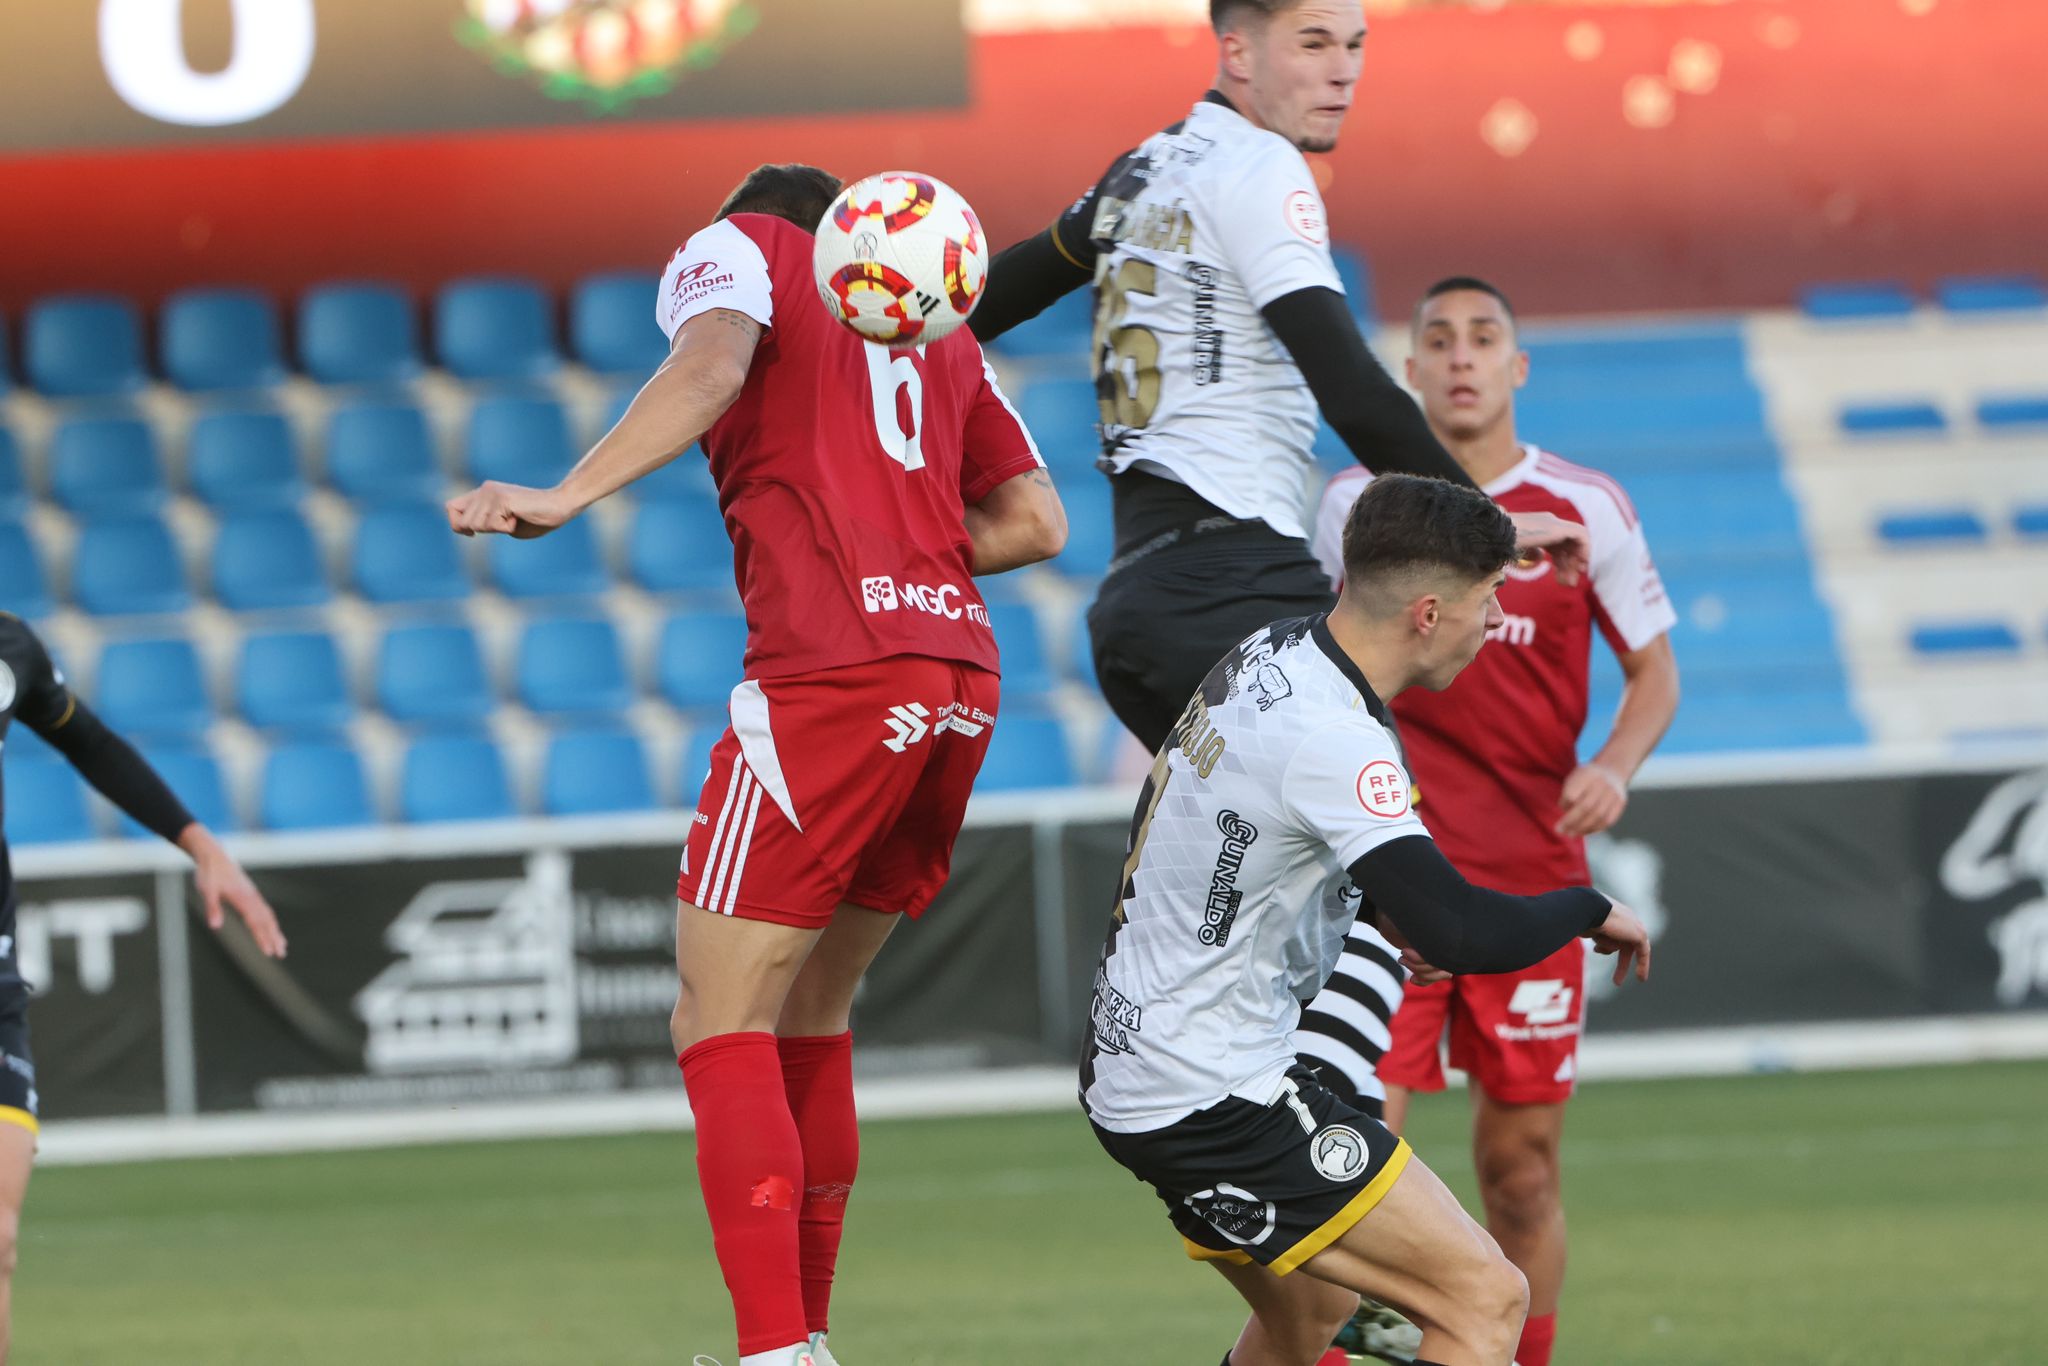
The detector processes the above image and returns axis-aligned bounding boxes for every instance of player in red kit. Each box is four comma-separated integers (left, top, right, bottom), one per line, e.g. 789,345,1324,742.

1298,278,1678,1366
447,164,1066,1366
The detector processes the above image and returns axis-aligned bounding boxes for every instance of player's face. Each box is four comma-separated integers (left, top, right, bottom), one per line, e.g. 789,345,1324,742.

1407,292,1529,441
1240,2,1366,153
1421,569,1507,689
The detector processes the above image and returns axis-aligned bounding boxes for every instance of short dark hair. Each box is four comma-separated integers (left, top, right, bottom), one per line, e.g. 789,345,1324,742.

716,163,844,231
1341,474,1517,602
1211,0,1296,32
1413,275,1517,332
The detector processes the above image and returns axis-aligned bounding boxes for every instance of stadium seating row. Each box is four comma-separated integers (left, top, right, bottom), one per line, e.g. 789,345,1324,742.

1799,274,2048,319
1,276,668,397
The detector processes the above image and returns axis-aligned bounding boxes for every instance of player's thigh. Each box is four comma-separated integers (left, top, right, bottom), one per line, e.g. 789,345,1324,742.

1446,941,1587,1107
778,903,900,1037
0,985,35,1262
0,1123,29,1254
672,899,823,1045
1213,1256,1359,1357
1301,1149,1521,1328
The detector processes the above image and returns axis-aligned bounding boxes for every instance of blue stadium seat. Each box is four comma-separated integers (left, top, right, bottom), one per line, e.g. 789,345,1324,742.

1910,621,2022,656
1330,245,1376,320
656,611,747,711
51,415,168,515
3,755,95,843
400,732,514,823
988,602,1053,695
1875,509,1988,545
377,623,495,726
1521,322,1749,391
626,494,731,593
119,742,234,838
238,630,352,734
603,383,715,499
188,409,305,509
985,289,1094,363
977,713,1076,791
517,615,634,718
467,392,575,488
0,313,10,395
1068,610,1097,686
435,277,560,381
0,428,24,519
1017,378,1103,479
0,523,53,619
327,400,441,504
352,502,471,604
1798,282,1914,321
543,727,656,815
1052,475,1114,578
1936,274,2047,313
1838,400,1947,436
212,508,331,611
1975,394,2048,429
677,728,720,804
160,287,286,392
24,293,147,397
73,515,191,616
487,516,609,599
2015,505,2048,540
95,637,212,739
571,272,667,376
1518,386,1768,447
298,281,424,386
260,740,375,830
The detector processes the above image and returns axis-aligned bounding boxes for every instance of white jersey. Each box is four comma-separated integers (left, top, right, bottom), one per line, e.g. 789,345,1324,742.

1081,616,1424,1134
1060,93,1345,540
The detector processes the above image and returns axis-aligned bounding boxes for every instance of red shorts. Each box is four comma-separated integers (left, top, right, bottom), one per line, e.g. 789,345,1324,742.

679,655,1000,929
1379,939,1588,1106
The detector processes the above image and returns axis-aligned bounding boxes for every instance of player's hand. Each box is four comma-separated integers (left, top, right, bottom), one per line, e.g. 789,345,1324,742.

1506,510,1590,587
179,825,287,958
1587,901,1650,985
1376,911,1452,985
446,481,576,539
1556,761,1628,837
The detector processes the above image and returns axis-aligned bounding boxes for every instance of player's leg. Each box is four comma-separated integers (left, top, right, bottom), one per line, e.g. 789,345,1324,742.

1379,1086,1412,1137
1469,1095,1566,1366
1212,1257,1360,1366
0,1122,29,1365
1364,978,1453,1142
1300,1154,1528,1366
775,904,900,1356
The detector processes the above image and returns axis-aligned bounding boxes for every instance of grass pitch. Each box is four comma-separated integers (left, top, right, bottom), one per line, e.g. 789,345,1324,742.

23,1059,2048,1364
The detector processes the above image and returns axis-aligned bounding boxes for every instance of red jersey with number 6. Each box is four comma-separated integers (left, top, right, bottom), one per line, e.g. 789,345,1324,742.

656,211,1043,680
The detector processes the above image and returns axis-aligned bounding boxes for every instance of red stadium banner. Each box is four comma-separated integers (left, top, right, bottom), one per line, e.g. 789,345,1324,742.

0,0,966,152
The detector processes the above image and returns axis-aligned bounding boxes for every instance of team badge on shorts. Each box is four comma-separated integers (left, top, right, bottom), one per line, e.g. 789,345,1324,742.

1310,1125,1370,1182
1184,1183,1277,1247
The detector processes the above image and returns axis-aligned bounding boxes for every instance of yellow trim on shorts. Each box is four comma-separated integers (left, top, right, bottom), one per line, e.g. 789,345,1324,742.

1269,1138,1413,1276
1048,221,1089,270
1182,1237,1253,1266
0,1107,39,1137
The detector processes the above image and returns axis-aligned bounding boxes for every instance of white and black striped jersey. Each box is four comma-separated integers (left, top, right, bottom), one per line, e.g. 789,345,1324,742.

1081,616,1420,1134
1054,93,1346,539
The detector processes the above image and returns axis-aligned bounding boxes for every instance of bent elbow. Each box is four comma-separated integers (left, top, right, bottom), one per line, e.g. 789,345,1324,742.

1032,497,1070,563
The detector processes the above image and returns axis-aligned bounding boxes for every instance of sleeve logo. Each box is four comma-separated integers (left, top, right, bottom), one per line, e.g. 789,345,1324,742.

1356,760,1410,818
1284,189,1328,246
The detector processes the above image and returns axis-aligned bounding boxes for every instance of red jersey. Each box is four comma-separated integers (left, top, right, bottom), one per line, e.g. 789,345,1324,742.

656,212,1043,681
1312,448,1676,892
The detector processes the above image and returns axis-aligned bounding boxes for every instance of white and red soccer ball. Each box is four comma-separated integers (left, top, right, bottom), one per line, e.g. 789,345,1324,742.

812,172,988,346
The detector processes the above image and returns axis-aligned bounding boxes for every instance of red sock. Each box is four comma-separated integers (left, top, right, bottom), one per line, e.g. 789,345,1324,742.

679,1032,808,1357
1315,1351,1350,1366
779,1031,858,1338
1517,1311,1557,1366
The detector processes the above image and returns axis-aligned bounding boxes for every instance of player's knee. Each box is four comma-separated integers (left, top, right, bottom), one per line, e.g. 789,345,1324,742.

1475,1137,1561,1231
1258,1282,1356,1359
1469,1251,1529,1353
0,1207,20,1279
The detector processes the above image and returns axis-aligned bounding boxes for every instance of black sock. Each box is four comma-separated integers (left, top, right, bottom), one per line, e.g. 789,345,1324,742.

1218,1355,1234,1366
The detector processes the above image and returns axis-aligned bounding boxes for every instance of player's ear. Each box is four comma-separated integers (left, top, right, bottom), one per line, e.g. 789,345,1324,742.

1218,26,1255,83
1512,345,1530,390
1411,594,1441,636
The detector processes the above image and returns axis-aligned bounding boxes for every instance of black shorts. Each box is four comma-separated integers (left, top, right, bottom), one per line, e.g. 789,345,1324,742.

1091,1065,1410,1276
1088,536,1334,754
0,975,35,1135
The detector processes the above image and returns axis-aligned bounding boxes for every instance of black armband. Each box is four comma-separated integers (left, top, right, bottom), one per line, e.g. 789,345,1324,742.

1347,835,1609,976
1261,287,1478,489
39,698,196,844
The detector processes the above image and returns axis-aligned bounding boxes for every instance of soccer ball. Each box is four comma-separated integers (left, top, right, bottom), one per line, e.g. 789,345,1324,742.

813,171,988,345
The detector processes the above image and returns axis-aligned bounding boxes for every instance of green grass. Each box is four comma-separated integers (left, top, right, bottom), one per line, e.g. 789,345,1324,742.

23,1061,2048,1364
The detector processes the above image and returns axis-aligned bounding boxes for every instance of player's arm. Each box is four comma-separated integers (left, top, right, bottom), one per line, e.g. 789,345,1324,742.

447,309,758,537
9,620,286,957
1347,836,1646,983
966,184,1103,342
965,468,1067,575
1559,635,1679,837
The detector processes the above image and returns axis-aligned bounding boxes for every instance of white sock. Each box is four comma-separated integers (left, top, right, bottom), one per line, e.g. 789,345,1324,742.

809,1332,840,1366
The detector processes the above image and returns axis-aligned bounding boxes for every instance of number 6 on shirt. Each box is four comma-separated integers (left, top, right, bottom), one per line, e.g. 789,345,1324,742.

865,343,927,471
